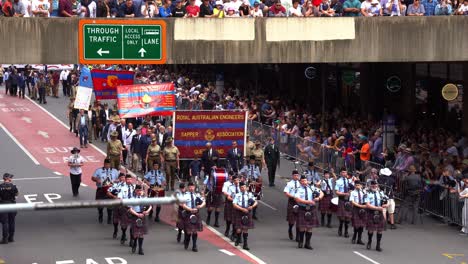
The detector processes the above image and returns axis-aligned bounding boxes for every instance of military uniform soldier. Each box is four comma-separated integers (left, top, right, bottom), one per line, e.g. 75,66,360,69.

107,130,124,170
245,136,255,158
284,170,300,241
92,159,119,224
0,173,18,244
349,180,367,245
162,137,180,191
264,137,280,187
232,182,257,250
294,175,323,250
251,141,266,172
146,138,162,173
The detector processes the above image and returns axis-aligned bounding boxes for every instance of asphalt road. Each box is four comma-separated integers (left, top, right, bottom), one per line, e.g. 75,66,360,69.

0,89,468,264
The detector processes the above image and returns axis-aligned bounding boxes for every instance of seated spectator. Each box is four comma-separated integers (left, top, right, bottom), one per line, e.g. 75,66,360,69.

456,0,468,14
71,0,85,16
141,0,158,17
381,0,406,16
213,0,225,17
250,1,263,16
59,0,73,16
118,0,136,17
82,0,97,17
343,0,360,16
13,0,27,16
2,0,14,16
32,0,51,16
226,0,242,12
268,0,286,16
330,0,343,15
225,6,240,16
302,0,317,16
239,0,250,16
185,0,200,17
435,0,452,15
158,0,172,16
172,0,186,16
407,0,425,15
199,0,213,16
287,0,302,15
361,0,382,15
421,0,436,15
319,0,335,16
96,0,110,16
133,0,142,16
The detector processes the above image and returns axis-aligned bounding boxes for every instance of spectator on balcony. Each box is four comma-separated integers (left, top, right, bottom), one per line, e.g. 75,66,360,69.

118,0,136,16
159,0,172,16
250,1,263,16
289,0,303,15
226,0,242,12
141,0,158,17
268,0,286,16
32,0,51,16
96,0,110,17
330,0,343,15
50,0,59,16
302,0,317,16
407,0,425,15
319,0,335,15
360,0,375,15
225,8,239,17
133,0,142,16
239,1,250,16
199,0,214,16
172,0,186,16
186,0,200,17
456,0,468,14
434,1,452,15
13,0,27,16
421,0,436,15
213,0,224,16
1,0,14,17
381,0,402,15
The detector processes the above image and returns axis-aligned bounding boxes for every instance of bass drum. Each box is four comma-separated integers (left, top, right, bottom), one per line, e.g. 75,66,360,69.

209,168,228,195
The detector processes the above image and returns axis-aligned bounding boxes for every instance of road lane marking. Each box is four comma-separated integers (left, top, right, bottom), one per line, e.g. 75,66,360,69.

14,177,61,181
258,200,277,211
353,251,381,264
54,171,62,175
80,183,88,187
0,122,40,165
442,253,464,259
204,223,267,264
219,249,235,256
26,96,71,130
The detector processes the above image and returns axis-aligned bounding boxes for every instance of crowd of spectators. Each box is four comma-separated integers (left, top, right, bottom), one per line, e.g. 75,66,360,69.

1,0,467,17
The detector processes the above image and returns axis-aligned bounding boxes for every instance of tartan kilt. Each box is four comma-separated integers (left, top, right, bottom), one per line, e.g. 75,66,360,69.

233,209,254,230
296,206,319,229
206,192,224,208
336,199,352,220
224,200,234,222
286,198,297,223
113,206,129,228
351,207,367,228
176,207,184,230
183,211,203,233
319,194,333,213
366,210,385,232
130,215,148,238
95,188,109,200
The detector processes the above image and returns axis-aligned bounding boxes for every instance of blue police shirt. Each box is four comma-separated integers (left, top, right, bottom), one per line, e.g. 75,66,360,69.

365,190,384,207
232,191,255,208
240,164,261,180
144,170,166,186
284,179,299,195
182,191,204,209
349,189,366,204
130,195,145,212
335,177,353,193
92,167,119,188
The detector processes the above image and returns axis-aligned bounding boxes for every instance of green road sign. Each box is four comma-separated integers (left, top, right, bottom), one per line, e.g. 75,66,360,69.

79,20,166,64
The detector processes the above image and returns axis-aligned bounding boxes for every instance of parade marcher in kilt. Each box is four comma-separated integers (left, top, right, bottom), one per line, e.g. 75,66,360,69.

365,180,388,252
201,142,221,226
92,159,119,224
284,170,300,241
294,175,324,250
143,162,166,222
205,175,224,227
181,182,206,252
349,180,367,245
335,168,354,238
240,155,262,220
232,182,258,250
175,183,187,243
222,173,234,237
128,185,152,255
107,174,130,243
319,169,336,228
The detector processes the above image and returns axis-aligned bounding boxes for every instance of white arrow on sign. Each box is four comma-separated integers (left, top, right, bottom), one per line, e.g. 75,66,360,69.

97,48,110,56
138,48,147,58
21,117,32,123
38,131,49,138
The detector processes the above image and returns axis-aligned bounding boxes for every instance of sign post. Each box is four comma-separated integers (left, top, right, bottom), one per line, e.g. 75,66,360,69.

78,19,166,64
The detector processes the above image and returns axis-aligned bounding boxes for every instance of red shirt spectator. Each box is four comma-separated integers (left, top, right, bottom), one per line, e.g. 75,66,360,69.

268,2,286,16
2,0,15,16
186,0,200,17
59,0,73,16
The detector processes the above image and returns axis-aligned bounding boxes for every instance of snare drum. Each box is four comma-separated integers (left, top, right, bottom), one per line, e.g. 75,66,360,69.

330,197,339,213
209,168,228,194
149,186,166,197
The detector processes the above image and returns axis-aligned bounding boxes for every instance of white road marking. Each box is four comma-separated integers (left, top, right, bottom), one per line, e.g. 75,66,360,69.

354,251,381,264
203,222,267,264
258,200,277,211
0,122,40,165
53,171,62,175
80,183,88,187
219,249,235,256
14,176,61,181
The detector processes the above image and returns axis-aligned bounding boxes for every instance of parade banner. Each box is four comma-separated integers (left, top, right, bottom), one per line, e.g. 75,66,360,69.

91,69,134,100
174,111,247,159
117,83,175,118
73,86,93,110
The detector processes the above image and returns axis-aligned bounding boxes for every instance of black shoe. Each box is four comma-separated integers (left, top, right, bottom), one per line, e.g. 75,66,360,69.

288,230,293,240
113,232,117,239
344,232,349,238
120,237,126,245
192,247,198,252
131,244,137,253
390,224,397,230
129,239,134,248
298,242,303,249
235,235,241,246
98,215,103,223
214,221,220,228
351,239,356,244
327,223,332,228
155,216,160,222
338,229,342,237
184,237,190,250
138,249,144,255
8,237,14,243
376,245,382,252
230,234,235,242
224,230,229,237
252,215,258,220
243,244,250,250
177,233,182,243
367,243,371,250
304,244,313,250
0,239,7,244
357,240,365,245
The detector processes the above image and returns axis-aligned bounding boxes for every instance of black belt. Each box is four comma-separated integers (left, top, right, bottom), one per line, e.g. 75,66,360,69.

166,160,176,162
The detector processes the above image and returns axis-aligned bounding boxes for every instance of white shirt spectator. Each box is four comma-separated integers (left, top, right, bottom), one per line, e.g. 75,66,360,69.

68,154,84,175
459,3,468,13
281,0,293,11
31,0,51,17
60,70,69,81
88,0,97,17
289,5,303,16
250,6,263,16
226,0,242,12
125,129,136,147
22,0,32,17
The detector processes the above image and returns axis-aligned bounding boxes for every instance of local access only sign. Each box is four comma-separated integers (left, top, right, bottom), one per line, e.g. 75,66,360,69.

78,19,167,64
